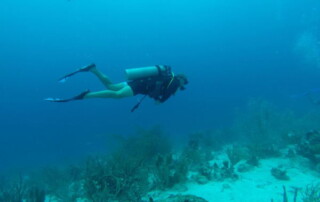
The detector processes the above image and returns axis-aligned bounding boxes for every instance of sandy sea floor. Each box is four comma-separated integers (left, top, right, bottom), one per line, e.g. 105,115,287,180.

148,152,319,202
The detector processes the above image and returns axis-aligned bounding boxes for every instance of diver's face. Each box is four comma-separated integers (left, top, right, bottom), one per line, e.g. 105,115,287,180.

178,78,187,91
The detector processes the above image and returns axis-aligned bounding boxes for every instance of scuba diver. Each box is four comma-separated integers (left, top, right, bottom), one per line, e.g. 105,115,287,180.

45,64,188,112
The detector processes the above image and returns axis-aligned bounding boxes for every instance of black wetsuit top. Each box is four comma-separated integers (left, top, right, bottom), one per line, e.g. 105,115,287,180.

128,76,180,103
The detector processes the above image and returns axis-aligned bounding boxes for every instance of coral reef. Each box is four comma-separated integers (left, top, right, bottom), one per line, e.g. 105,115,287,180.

272,186,299,202
0,174,46,202
152,154,188,189
297,130,320,165
2,99,320,201
302,183,320,202
271,167,290,181
83,126,172,201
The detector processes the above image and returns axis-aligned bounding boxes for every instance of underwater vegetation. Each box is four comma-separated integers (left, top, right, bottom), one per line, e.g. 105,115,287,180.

278,183,320,202
297,130,320,166
0,174,45,202
273,186,299,202
1,99,320,201
301,183,320,202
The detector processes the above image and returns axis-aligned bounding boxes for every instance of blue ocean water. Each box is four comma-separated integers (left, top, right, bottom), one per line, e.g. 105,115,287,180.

0,0,319,172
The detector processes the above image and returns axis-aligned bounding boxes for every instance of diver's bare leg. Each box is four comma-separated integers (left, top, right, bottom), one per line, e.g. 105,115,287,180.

84,85,134,99
90,67,126,91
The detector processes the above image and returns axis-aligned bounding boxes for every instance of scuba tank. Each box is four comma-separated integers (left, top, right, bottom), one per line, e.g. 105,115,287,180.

127,65,174,112
125,65,171,80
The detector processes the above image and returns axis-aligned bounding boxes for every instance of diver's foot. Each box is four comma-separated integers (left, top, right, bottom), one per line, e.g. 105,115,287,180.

44,90,90,102
78,63,96,72
73,89,90,100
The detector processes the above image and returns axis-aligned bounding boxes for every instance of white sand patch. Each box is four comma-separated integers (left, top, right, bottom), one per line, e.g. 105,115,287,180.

149,157,320,202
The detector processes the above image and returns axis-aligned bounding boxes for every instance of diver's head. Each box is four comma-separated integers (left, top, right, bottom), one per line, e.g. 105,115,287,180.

176,74,188,90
